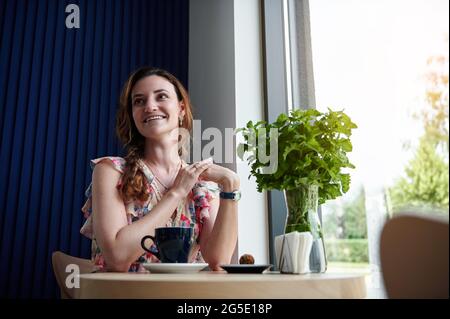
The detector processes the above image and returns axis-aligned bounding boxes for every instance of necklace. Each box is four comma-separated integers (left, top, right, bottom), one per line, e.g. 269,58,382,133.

145,160,181,191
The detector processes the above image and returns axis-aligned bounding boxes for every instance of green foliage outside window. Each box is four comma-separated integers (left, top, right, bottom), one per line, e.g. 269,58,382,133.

323,186,368,240
388,136,449,212
322,186,368,263
388,54,449,214
325,239,369,263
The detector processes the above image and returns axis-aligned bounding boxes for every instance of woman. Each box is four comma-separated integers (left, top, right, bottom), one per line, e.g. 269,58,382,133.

80,67,239,272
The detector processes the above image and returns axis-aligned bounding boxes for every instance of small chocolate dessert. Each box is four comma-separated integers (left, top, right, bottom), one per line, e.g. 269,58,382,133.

239,254,255,265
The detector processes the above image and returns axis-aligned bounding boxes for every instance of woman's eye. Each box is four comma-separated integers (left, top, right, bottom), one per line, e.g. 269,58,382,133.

134,98,144,106
158,94,168,100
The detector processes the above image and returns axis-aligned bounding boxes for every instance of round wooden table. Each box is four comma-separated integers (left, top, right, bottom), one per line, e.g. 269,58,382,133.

75,271,367,299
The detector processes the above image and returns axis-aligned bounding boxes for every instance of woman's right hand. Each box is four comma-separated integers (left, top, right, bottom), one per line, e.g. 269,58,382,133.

170,158,213,198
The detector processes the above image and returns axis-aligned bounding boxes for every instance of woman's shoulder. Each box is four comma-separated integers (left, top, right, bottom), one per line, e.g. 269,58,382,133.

91,156,126,174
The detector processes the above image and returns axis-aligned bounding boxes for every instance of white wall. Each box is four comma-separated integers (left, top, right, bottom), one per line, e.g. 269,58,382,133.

234,0,269,264
189,0,269,264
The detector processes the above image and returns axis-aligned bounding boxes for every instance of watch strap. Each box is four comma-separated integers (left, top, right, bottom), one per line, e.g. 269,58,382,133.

219,190,241,201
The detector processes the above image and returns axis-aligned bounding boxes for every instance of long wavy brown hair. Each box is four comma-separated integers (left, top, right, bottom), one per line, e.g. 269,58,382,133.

116,67,193,203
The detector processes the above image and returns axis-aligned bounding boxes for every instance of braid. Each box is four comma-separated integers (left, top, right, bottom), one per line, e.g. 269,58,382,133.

119,147,150,203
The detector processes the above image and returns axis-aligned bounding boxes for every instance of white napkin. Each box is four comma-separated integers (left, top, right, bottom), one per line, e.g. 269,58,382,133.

275,231,313,274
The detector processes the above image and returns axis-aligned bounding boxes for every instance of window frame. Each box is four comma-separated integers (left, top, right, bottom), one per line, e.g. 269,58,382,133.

261,0,318,268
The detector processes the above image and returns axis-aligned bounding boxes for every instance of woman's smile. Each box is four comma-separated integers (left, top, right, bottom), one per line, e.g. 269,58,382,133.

143,114,168,124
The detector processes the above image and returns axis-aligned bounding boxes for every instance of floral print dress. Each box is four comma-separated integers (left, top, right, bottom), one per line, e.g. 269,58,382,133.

80,157,219,272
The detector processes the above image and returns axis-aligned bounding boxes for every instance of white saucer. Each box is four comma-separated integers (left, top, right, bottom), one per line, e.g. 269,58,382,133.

143,263,209,274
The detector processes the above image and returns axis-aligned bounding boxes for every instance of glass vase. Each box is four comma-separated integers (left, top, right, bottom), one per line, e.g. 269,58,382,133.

284,185,327,273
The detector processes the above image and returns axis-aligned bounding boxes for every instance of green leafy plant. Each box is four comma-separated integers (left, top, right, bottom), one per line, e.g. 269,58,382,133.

237,108,357,205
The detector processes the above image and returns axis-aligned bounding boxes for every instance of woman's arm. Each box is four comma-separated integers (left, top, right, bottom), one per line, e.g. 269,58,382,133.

91,161,183,271
92,158,212,271
198,173,240,270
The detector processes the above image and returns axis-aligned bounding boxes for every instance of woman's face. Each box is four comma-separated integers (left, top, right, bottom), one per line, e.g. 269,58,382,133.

131,75,184,139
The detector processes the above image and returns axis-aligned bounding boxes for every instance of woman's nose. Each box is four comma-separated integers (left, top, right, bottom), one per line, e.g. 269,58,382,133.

144,99,158,112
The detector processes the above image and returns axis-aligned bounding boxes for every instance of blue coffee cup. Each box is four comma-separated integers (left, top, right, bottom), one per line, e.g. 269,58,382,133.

141,227,194,263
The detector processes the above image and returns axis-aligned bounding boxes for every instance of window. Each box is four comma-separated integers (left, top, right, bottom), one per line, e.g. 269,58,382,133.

309,0,449,297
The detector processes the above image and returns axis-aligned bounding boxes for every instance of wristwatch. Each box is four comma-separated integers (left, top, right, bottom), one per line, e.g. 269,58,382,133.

219,190,242,201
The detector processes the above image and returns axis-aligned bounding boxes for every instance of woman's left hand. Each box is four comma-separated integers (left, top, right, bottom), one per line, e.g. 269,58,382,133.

199,163,240,192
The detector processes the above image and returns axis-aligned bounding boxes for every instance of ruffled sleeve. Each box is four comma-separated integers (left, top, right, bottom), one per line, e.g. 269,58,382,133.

80,157,126,239
191,181,220,236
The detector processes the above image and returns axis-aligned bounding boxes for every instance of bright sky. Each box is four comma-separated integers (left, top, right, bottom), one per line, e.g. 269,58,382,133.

309,0,449,193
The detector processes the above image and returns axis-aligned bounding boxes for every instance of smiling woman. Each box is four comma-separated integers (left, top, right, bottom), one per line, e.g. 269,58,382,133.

0,0,193,298
80,67,240,273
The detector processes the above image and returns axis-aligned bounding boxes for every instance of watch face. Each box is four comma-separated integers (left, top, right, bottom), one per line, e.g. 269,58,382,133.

234,191,242,201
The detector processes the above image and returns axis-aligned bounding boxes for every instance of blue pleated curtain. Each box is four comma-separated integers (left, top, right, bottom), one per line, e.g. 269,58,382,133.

0,0,189,298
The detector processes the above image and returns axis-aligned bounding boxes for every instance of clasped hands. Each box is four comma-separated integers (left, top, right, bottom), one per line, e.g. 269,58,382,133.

170,158,240,198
